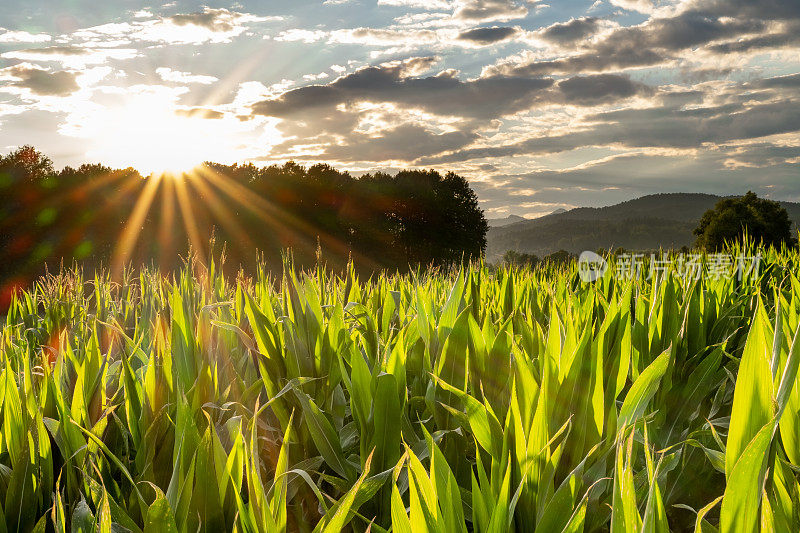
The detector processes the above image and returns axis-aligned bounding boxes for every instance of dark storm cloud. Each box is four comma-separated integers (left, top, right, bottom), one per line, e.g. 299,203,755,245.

252,60,649,122
539,17,601,46
457,26,519,44
6,66,79,96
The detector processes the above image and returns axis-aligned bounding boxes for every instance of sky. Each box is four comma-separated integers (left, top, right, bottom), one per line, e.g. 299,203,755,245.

0,0,798,217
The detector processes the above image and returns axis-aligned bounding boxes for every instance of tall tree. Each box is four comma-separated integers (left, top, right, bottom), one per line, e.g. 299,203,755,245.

694,191,796,250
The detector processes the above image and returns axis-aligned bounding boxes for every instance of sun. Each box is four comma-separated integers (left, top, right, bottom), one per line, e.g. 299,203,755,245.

63,84,286,176
80,89,234,175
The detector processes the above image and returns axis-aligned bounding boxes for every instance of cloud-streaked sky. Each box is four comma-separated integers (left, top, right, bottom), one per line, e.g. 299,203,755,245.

1,0,798,216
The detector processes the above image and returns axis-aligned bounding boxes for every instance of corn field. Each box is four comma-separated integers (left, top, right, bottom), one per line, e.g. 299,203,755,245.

2,243,800,532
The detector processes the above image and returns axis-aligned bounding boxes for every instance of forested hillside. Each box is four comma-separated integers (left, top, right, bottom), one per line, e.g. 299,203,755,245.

488,193,800,259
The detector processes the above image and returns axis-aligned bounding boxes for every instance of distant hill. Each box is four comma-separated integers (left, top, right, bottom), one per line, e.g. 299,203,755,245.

488,208,570,227
488,214,527,227
487,193,800,260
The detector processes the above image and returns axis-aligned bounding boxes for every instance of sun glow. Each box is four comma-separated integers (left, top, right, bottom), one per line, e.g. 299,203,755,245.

91,94,217,174
64,86,270,175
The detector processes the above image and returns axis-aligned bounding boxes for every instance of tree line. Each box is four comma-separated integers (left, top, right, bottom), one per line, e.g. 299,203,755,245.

0,146,488,301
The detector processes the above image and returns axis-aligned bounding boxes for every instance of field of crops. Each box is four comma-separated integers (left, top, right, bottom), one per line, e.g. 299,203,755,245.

2,244,800,532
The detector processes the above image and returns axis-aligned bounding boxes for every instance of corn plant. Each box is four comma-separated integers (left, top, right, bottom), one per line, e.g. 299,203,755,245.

0,244,799,531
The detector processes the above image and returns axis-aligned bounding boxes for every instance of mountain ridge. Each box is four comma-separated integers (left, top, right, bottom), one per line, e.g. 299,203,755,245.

487,193,800,259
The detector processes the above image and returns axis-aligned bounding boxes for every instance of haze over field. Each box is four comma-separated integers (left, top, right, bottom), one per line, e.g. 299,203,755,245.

1,0,799,217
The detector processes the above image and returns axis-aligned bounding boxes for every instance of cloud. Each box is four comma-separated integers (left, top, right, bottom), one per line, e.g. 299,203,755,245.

609,0,654,14
330,27,440,46
246,57,654,166
557,73,649,104
719,142,800,169
457,26,519,44
378,0,453,8
454,0,529,22
0,30,52,43
1,46,139,68
320,123,479,161
168,8,247,32
694,0,800,21
538,17,601,46
487,10,770,76
156,67,218,85
419,86,800,165
303,72,330,81
707,20,800,54
174,107,225,119
752,72,800,89
486,48,662,77
273,29,328,43
4,45,88,57
251,57,569,121
0,65,79,96
251,59,651,124
69,7,279,46
276,24,524,49
473,144,800,218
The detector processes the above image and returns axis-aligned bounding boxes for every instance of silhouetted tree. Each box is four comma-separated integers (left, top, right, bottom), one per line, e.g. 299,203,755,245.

503,250,540,267
0,146,57,283
357,169,487,268
0,147,489,294
543,250,575,265
694,191,796,251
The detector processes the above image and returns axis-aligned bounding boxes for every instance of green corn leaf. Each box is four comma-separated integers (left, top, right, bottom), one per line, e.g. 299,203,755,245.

720,420,775,533
293,387,354,481
618,346,671,429
314,451,375,533
726,302,774,476
144,488,179,533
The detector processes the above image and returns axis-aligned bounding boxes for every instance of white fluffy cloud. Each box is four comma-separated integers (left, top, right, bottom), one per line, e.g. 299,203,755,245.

1,46,139,68
70,7,280,46
156,67,218,85
608,0,655,13
0,29,52,43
